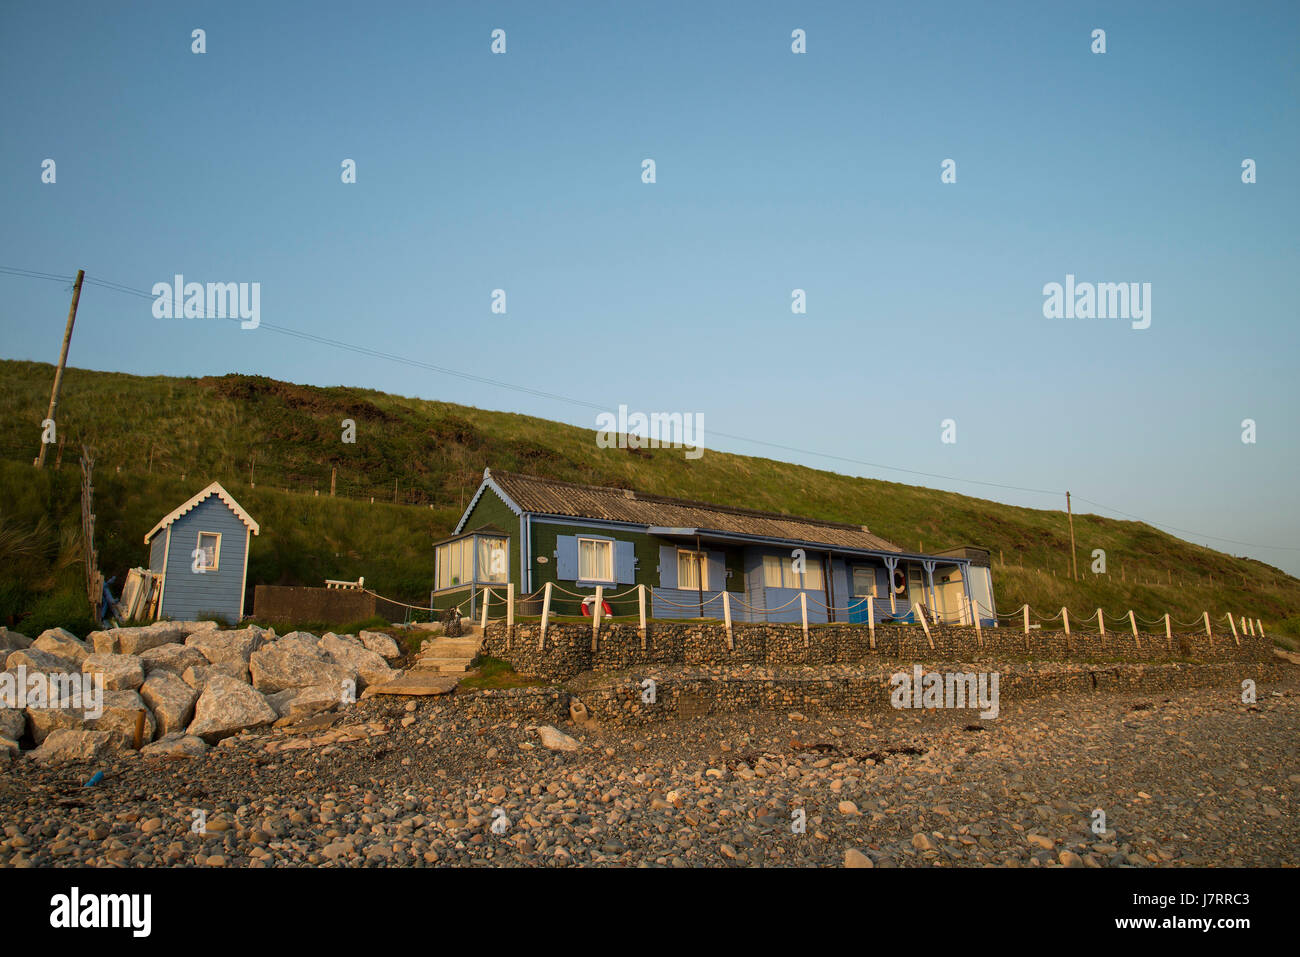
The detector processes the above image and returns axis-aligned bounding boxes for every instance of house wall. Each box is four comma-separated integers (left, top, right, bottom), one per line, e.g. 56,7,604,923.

158,498,249,624
453,489,522,588
148,533,166,572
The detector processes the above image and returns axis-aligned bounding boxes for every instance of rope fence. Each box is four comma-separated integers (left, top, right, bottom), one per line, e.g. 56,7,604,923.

438,582,1268,653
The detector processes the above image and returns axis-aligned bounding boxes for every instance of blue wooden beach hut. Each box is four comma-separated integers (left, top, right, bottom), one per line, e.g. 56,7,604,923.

143,482,260,623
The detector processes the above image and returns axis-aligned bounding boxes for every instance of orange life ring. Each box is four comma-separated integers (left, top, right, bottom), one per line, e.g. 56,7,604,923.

581,596,614,617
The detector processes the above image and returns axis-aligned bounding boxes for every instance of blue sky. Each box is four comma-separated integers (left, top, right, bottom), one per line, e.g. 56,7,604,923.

2,1,1298,574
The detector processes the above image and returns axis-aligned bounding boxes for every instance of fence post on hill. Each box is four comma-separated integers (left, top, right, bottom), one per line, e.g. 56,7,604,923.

1203,611,1211,638
638,585,647,650
539,581,552,650
867,595,876,649
506,584,514,648
1165,613,1172,650
1062,607,1070,636
1128,610,1139,645
1022,604,1030,635
800,593,809,646
591,585,603,651
722,591,733,651
1097,608,1105,636
1257,619,1265,638
1226,613,1238,645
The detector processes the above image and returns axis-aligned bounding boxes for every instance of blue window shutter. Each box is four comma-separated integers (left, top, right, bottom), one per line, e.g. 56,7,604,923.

658,545,678,589
615,541,636,584
707,551,726,591
555,536,578,580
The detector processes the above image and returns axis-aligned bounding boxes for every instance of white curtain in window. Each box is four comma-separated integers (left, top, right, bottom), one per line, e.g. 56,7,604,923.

478,537,508,582
678,550,707,590
802,557,823,590
578,539,612,582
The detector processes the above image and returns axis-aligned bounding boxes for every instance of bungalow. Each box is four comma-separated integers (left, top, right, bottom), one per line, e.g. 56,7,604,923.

433,469,997,626
143,481,259,624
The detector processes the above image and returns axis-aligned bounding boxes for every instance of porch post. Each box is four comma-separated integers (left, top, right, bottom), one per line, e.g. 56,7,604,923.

922,560,937,617
960,562,975,624
883,556,899,614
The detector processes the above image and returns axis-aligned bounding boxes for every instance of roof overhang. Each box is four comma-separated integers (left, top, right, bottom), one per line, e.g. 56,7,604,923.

144,481,260,543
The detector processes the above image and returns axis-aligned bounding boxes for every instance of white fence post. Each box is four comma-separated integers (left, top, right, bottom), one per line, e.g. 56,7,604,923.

1097,608,1105,636
1128,610,1139,645
539,581,552,650
1256,618,1266,638
1164,613,1172,649
915,603,934,649
591,585,603,651
1023,604,1030,635
1203,611,1211,637
638,584,647,650
723,591,733,651
867,595,876,650
481,588,490,630
1227,613,1239,645
800,592,809,646
1062,607,1070,636
506,583,515,649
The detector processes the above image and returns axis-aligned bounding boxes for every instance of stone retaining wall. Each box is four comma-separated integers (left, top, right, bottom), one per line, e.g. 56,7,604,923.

481,620,1273,681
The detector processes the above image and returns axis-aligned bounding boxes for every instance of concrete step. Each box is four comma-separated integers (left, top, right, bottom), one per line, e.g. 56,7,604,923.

417,636,481,658
414,658,471,674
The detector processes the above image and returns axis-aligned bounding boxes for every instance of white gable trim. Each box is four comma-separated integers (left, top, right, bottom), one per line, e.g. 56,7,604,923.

453,468,523,535
144,481,260,543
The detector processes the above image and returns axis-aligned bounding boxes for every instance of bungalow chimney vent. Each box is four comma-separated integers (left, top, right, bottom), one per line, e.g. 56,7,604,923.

623,489,636,499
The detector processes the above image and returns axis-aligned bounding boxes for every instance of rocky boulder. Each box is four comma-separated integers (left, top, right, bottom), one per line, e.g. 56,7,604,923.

141,733,208,759
537,725,579,752
181,662,248,692
24,706,86,745
186,627,266,682
6,647,74,674
248,643,356,696
359,630,401,660
0,707,27,741
81,653,145,691
140,642,208,677
33,628,91,665
267,684,341,720
186,675,277,742
320,633,396,689
28,728,123,763
0,628,33,653
85,689,157,747
140,671,199,737
90,620,212,655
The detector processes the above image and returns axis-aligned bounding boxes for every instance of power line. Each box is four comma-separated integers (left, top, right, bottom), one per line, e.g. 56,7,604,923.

3,264,1297,554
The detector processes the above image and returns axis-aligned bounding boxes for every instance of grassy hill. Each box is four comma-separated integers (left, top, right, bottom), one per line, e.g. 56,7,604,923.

2,358,1296,644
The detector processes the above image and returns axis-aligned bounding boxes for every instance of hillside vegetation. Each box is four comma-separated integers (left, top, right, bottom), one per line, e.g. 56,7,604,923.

1,359,1296,644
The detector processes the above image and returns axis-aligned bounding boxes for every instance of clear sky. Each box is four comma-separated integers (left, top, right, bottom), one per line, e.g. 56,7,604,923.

2,1,1297,573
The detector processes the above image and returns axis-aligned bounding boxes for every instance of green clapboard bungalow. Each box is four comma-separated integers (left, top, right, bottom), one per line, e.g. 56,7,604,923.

434,469,997,626
144,481,260,624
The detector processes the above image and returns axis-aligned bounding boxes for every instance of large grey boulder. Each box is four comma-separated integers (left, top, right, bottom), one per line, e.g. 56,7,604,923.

537,725,579,752
186,627,266,682
141,733,208,759
0,628,33,653
0,708,27,741
186,675,277,742
6,648,74,674
320,633,396,689
140,671,198,737
33,628,91,665
89,620,211,656
359,630,401,660
276,632,327,657
181,662,247,693
267,684,341,720
85,689,156,747
248,643,356,696
81,653,145,691
140,642,208,677
24,706,86,745
28,728,123,763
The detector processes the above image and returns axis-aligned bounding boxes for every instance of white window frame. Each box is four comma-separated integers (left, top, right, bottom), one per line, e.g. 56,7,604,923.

851,566,878,598
577,537,615,584
677,549,709,590
195,531,221,572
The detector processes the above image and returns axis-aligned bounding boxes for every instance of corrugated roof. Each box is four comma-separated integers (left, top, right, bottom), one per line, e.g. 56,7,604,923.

486,469,903,553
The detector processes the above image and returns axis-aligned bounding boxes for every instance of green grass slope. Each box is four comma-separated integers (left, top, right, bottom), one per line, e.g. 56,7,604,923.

1,359,1296,643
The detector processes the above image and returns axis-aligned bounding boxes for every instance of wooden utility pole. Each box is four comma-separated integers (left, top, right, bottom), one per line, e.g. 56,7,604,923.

249,452,256,487
36,269,84,469
1065,491,1078,581
330,467,337,496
